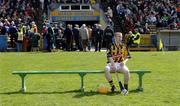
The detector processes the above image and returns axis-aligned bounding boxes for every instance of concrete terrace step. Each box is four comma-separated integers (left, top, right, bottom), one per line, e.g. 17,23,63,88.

7,48,17,52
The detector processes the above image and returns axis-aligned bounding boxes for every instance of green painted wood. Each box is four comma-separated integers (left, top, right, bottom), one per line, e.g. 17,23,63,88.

12,70,151,75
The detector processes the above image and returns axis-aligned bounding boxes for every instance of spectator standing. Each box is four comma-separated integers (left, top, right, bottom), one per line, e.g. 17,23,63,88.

92,24,98,45
105,7,113,19
116,3,125,21
31,32,40,51
87,25,92,51
53,24,59,49
72,24,82,51
94,24,103,52
103,25,114,50
16,25,24,52
46,24,54,52
64,24,73,51
0,22,6,35
8,22,18,48
79,24,89,52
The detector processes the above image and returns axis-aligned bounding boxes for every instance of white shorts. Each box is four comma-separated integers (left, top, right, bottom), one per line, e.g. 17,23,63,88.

106,63,129,73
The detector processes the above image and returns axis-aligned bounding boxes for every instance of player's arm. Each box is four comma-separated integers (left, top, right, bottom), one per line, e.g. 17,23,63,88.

108,57,115,66
121,44,130,65
108,57,117,71
119,58,128,67
107,48,116,70
122,58,128,64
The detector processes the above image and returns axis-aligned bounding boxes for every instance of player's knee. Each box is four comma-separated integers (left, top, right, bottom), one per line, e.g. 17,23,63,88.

104,66,110,73
123,69,129,75
125,69,130,79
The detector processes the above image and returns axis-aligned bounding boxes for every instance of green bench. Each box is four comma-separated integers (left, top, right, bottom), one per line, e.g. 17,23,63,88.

12,70,151,93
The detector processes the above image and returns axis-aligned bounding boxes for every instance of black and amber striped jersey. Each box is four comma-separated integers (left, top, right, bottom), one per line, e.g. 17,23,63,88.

107,43,129,63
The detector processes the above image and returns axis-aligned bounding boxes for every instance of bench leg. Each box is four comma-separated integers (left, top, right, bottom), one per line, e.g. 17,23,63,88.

19,74,27,93
79,73,87,92
137,73,144,91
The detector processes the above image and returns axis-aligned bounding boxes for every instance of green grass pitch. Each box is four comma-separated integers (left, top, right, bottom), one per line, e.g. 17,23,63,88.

0,51,180,106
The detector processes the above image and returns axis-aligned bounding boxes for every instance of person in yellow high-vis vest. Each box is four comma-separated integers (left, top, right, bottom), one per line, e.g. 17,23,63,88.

127,30,141,47
132,32,140,44
16,27,24,52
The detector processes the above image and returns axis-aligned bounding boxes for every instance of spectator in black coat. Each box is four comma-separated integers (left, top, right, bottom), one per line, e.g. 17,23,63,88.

64,24,73,51
103,25,114,50
46,25,54,52
8,23,18,48
94,24,103,52
72,24,82,51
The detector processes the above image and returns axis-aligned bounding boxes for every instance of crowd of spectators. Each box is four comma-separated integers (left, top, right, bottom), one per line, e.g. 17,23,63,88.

39,22,112,52
0,0,97,30
104,0,180,34
0,16,114,52
48,0,96,4
0,0,112,52
0,0,43,26
0,0,44,51
0,0,180,52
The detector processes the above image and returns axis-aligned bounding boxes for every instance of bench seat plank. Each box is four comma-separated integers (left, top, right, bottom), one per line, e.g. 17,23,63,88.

12,70,151,74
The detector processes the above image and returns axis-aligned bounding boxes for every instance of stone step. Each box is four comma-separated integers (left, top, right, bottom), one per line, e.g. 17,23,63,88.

7,48,17,52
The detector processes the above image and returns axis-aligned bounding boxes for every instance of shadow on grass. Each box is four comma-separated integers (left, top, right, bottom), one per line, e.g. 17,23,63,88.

129,89,142,93
0,89,81,95
0,89,142,96
73,89,142,98
73,91,121,98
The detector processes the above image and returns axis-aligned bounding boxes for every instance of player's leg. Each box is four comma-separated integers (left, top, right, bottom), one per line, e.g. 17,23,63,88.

104,63,116,92
115,63,125,92
117,64,130,95
122,65,130,91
